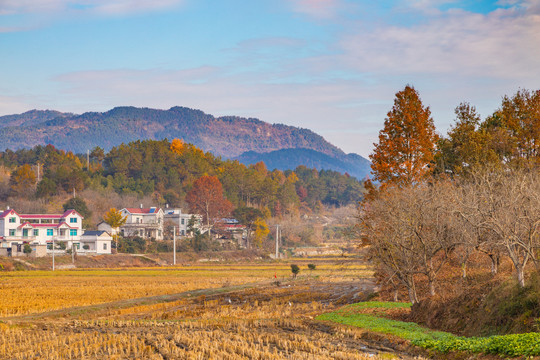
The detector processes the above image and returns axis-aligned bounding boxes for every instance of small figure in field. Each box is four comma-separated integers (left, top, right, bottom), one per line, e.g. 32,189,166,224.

290,264,300,279
273,271,280,286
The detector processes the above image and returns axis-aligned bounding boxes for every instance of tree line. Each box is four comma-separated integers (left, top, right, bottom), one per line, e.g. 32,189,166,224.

0,139,365,226
363,86,539,304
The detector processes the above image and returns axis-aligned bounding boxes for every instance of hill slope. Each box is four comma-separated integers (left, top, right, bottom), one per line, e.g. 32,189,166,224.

236,148,371,179
0,106,370,178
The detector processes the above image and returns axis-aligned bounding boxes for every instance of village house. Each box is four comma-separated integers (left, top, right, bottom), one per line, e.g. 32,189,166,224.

99,206,164,240
0,208,111,257
163,207,202,236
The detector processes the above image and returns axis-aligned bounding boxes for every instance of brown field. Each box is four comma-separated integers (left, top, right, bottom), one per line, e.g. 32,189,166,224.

0,259,422,359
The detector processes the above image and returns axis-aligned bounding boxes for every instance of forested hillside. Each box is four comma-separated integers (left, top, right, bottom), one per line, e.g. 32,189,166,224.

236,148,371,180
0,139,365,226
0,106,371,179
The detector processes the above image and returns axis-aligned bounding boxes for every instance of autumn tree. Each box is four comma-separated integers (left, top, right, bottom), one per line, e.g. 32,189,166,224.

362,182,457,302
170,138,185,155
9,164,36,197
464,169,540,287
483,89,540,167
436,103,499,176
103,208,127,250
253,217,269,248
233,206,263,249
185,176,233,232
370,85,438,187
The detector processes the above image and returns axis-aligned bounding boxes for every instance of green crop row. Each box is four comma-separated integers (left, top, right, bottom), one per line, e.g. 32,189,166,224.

316,302,540,357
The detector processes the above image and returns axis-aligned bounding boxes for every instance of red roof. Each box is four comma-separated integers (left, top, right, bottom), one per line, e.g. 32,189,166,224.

20,214,63,219
16,222,77,229
0,209,17,218
2,209,83,220
123,208,162,214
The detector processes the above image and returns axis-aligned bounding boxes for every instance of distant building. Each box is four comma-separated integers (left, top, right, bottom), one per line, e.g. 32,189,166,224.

108,206,165,240
0,208,111,256
80,230,113,254
214,218,246,246
163,208,202,236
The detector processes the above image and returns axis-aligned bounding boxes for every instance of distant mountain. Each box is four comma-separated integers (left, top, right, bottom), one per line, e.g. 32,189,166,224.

236,148,371,180
0,106,370,178
0,110,72,128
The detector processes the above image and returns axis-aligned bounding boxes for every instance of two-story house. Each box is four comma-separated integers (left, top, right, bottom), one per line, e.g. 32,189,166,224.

116,207,164,240
0,208,111,256
163,208,202,236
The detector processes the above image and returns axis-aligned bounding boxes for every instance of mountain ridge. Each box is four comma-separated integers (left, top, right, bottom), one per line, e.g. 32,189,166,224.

0,106,371,179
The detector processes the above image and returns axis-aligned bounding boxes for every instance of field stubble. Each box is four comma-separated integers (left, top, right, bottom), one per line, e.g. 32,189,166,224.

0,261,416,359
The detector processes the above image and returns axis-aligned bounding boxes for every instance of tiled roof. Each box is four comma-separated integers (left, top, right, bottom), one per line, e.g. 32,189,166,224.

15,222,77,229
82,230,109,236
0,209,17,218
20,214,63,219
123,208,162,214
2,209,84,220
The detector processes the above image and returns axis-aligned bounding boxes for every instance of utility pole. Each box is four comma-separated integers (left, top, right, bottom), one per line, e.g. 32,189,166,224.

52,238,55,271
73,188,76,198
86,149,90,170
275,224,279,259
36,163,41,182
173,226,176,266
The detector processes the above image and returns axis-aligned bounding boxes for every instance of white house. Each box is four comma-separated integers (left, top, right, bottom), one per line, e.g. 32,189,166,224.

163,208,202,236
113,207,164,240
80,230,112,254
0,208,110,256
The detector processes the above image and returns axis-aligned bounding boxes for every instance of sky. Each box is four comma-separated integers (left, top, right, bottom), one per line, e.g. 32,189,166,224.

1,0,540,158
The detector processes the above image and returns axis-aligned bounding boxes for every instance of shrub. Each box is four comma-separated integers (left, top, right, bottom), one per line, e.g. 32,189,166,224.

291,264,300,278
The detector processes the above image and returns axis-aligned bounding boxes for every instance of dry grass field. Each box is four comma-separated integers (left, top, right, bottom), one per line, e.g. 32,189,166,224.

0,260,414,359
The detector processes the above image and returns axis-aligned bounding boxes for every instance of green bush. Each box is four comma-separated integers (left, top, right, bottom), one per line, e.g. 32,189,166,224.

290,264,300,278
317,301,540,357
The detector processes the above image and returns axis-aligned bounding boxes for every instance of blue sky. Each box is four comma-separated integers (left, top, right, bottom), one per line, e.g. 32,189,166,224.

1,0,539,157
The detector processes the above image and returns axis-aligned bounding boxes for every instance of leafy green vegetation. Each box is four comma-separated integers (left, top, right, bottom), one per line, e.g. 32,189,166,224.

317,301,540,357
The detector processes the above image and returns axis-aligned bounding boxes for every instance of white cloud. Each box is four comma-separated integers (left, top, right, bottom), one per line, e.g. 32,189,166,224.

338,5,540,80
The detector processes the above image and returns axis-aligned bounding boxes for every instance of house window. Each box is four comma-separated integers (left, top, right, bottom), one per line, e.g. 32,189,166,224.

74,243,80,249
103,243,107,250
47,243,52,250
9,217,16,223
70,218,77,223
70,229,77,236
33,229,39,236
47,229,53,236
9,229,15,236
181,218,185,225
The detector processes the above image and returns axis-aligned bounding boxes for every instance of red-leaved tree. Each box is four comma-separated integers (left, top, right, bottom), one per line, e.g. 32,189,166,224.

185,175,233,232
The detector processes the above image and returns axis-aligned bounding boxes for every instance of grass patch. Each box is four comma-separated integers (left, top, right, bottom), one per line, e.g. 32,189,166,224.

317,301,540,357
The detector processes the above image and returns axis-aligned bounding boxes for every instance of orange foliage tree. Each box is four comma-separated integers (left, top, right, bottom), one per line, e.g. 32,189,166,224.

185,175,233,231
170,138,185,155
9,164,36,197
370,85,438,187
